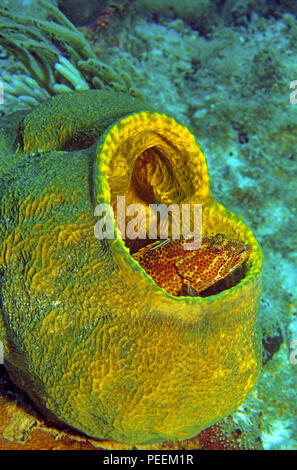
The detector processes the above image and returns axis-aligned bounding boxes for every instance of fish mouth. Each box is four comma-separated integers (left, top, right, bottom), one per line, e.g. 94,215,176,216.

236,244,252,261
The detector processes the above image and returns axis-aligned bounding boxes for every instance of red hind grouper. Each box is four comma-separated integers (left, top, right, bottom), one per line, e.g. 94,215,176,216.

132,233,251,296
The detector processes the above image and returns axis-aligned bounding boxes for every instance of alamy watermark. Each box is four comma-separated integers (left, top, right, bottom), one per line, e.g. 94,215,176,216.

94,196,202,250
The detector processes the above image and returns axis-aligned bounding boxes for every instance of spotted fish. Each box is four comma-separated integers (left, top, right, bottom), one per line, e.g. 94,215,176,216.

132,233,251,296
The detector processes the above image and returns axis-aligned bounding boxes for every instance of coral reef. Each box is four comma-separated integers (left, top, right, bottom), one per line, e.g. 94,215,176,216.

0,0,296,450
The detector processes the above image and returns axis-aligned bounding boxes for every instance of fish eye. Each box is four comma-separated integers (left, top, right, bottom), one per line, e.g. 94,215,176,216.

212,246,223,254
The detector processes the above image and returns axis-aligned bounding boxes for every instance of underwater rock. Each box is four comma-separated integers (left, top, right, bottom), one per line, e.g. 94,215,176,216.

135,0,218,35
58,0,108,26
